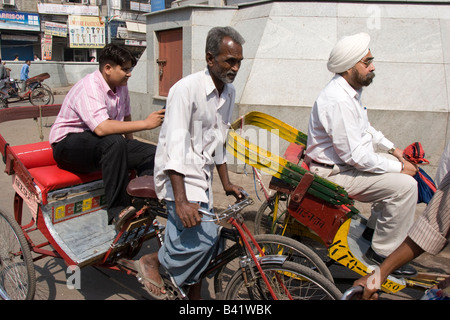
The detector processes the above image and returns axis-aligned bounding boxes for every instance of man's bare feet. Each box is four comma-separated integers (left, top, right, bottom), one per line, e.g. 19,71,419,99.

138,253,166,298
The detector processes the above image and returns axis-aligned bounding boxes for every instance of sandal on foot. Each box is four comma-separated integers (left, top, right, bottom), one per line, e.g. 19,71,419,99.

114,206,136,231
134,260,168,300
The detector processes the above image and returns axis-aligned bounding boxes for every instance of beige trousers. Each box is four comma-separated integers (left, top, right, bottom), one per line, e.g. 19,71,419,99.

310,157,418,257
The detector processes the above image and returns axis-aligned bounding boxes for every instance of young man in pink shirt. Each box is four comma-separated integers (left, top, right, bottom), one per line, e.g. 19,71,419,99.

49,44,165,230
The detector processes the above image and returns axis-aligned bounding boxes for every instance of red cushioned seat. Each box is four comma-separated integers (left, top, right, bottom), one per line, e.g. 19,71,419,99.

11,141,56,169
28,165,102,193
10,142,102,203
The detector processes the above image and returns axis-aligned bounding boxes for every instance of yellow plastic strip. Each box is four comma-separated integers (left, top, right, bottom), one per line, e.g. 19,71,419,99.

329,219,406,293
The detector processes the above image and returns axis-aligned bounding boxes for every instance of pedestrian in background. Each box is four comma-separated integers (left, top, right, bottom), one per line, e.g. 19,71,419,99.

20,60,31,92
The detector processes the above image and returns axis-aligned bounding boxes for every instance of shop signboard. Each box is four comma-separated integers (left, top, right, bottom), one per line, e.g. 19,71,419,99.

0,11,40,32
44,21,68,38
151,0,165,12
37,3,99,16
68,15,105,48
41,34,53,61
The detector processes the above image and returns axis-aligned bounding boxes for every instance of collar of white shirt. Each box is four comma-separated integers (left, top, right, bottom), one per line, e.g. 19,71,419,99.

334,74,363,102
203,68,232,105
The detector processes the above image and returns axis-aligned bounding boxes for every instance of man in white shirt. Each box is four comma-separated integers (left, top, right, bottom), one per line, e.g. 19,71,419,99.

135,27,245,300
306,33,418,276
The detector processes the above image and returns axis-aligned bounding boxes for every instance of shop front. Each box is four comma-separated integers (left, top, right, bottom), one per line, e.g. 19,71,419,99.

0,11,40,61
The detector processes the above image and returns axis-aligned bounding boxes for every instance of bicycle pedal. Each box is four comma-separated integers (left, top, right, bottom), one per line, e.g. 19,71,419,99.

125,216,152,232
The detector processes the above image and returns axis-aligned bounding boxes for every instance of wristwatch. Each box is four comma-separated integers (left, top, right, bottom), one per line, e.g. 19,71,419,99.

388,147,396,155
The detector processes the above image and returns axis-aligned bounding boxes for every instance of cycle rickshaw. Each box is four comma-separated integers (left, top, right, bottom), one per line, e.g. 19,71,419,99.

0,105,341,300
227,111,449,298
0,73,54,109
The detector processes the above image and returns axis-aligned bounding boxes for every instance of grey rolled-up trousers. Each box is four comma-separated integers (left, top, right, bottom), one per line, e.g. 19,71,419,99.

310,158,418,257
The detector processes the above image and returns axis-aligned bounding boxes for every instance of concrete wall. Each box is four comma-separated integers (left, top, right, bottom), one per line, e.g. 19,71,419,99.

3,60,98,88
140,1,450,176
127,48,168,144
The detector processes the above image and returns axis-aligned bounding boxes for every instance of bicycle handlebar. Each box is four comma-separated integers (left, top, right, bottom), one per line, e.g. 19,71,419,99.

198,190,254,222
340,286,364,300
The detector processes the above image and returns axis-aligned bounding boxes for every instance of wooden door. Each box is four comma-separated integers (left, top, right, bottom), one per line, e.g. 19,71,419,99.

157,28,182,97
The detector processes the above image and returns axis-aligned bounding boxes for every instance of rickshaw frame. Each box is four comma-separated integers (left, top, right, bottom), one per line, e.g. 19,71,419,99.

0,105,343,301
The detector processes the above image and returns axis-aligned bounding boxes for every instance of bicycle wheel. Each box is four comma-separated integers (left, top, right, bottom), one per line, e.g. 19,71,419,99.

29,87,53,106
253,234,333,282
40,84,54,105
40,83,52,93
213,234,333,298
0,211,36,300
224,261,341,300
254,192,290,235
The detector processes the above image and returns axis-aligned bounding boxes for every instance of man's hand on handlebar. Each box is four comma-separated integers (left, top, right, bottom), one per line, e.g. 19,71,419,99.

351,273,381,300
224,183,245,202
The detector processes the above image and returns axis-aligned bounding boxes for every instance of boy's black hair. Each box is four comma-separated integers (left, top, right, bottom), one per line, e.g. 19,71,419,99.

98,44,136,70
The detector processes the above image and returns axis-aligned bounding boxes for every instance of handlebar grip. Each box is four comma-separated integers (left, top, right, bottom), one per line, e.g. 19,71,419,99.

198,208,212,216
340,286,364,300
225,189,249,198
239,189,249,198
197,189,252,221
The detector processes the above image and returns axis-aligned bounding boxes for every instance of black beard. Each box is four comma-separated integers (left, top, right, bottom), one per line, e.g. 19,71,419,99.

352,69,375,87
361,72,375,86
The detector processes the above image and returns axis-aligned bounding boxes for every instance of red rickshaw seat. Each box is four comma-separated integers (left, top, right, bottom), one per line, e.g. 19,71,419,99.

10,141,102,202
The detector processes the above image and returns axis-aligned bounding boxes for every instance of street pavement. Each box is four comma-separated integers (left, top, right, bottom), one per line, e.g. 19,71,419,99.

0,89,448,302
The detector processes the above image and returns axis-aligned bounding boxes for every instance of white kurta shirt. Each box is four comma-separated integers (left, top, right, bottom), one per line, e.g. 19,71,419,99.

154,68,235,204
306,74,402,173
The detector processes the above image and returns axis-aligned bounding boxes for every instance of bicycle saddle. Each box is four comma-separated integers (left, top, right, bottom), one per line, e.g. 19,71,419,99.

126,175,157,199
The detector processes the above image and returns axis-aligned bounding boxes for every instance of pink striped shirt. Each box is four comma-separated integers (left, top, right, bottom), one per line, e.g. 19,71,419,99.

408,171,450,255
49,70,130,145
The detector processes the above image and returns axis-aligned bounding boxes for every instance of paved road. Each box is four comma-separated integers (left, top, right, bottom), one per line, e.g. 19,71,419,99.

0,92,448,302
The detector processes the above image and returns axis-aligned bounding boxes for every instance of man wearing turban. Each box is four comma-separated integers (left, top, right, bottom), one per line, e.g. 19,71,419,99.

305,33,418,276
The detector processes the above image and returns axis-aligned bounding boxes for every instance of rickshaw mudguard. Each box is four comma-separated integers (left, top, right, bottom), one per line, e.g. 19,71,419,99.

329,218,406,294
36,179,113,267
6,139,138,267
35,177,159,267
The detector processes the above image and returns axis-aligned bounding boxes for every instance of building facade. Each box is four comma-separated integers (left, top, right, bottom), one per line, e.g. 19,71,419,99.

0,0,168,61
